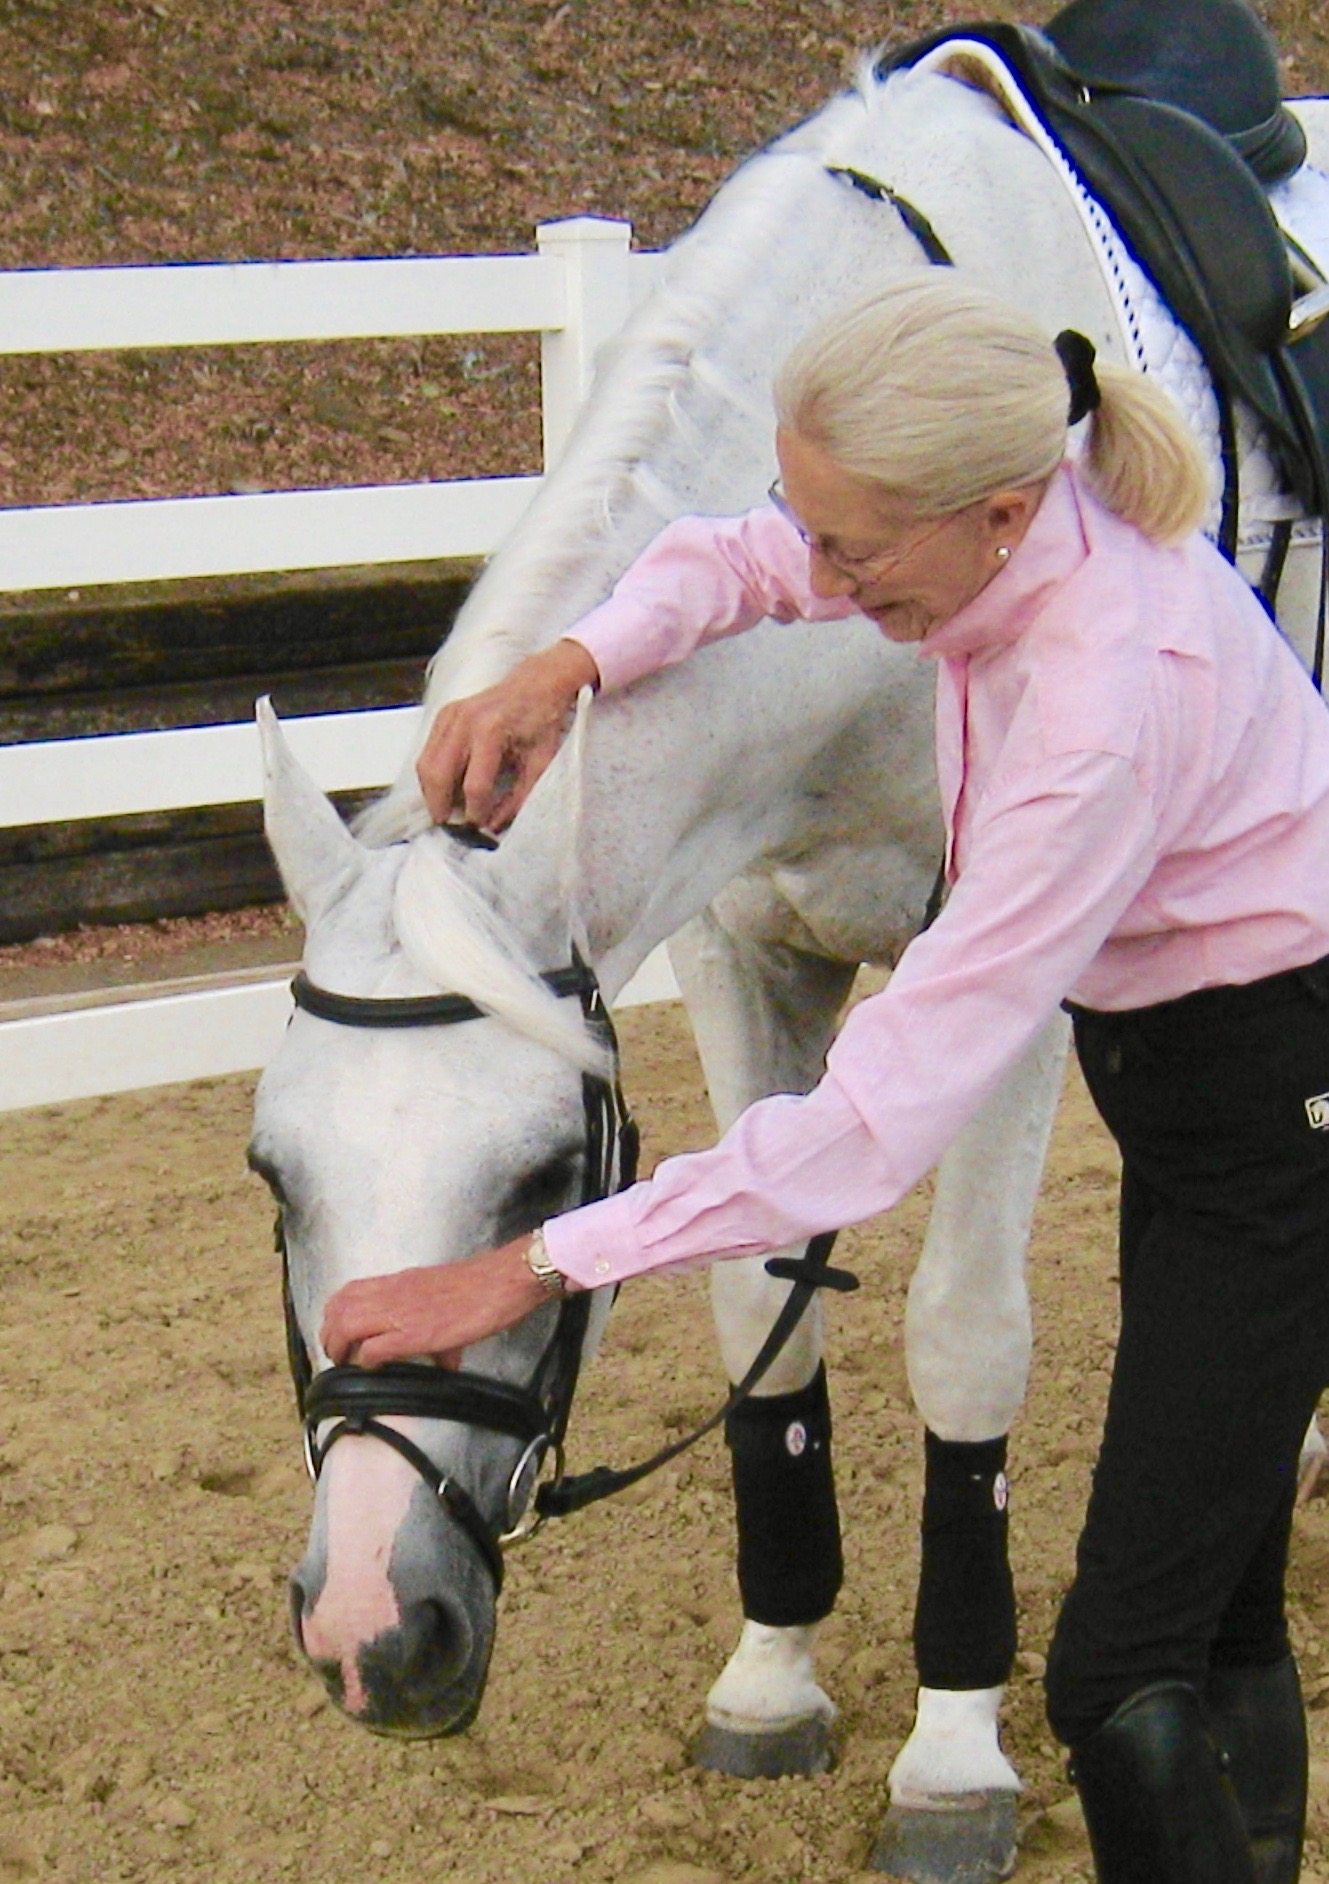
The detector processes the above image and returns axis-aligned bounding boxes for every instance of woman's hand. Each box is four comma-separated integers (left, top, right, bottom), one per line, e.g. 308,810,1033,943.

416,639,601,830
320,1239,550,1370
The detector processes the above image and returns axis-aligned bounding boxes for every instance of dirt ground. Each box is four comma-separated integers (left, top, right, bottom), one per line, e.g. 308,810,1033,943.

0,997,1328,1884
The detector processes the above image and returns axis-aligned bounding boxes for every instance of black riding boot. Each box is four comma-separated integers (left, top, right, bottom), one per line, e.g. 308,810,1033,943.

1205,1656,1307,1884
1069,1681,1258,1883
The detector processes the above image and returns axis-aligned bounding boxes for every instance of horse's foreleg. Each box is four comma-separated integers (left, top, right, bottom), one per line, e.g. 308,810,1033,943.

669,910,858,1779
873,1012,1069,1882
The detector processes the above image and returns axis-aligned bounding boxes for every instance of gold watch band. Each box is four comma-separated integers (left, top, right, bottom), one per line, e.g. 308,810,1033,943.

523,1225,567,1299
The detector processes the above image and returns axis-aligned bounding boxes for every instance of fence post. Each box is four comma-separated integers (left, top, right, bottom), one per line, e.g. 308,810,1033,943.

536,217,634,470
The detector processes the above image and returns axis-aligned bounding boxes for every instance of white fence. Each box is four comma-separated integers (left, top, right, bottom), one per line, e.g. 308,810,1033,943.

0,220,677,1113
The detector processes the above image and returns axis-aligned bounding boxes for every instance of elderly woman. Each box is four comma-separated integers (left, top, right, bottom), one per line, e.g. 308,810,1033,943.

322,274,1329,1884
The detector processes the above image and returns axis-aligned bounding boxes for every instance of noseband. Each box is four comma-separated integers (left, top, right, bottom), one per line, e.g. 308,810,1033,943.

280,952,638,1594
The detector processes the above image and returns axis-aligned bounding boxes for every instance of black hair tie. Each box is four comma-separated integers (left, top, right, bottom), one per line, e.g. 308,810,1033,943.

1054,329,1102,426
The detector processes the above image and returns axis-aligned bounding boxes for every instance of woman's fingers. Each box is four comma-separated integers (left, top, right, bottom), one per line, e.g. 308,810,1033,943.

348,1327,464,1369
321,1270,441,1363
319,1243,547,1369
460,719,518,827
415,697,529,827
415,641,602,829
320,1275,397,1364
478,727,568,831
417,701,486,823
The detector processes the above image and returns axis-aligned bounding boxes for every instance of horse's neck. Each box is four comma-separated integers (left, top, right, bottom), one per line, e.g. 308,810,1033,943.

415,89,924,715
407,66,1119,719
482,616,913,1001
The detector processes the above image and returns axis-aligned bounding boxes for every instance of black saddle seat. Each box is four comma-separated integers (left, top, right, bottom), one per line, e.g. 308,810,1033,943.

1046,0,1306,184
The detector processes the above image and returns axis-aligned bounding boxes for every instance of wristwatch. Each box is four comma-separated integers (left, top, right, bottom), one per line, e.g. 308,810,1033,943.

522,1225,568,1299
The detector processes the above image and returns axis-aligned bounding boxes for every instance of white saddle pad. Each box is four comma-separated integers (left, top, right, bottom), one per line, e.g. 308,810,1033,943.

916,40,1329,556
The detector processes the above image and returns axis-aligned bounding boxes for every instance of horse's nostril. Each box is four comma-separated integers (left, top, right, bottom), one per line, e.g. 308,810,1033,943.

288,1538,494,1734
393,1599,471,1691
354,1598,478,1733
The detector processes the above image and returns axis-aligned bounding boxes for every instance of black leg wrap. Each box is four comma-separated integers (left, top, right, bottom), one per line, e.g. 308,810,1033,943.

724,1362,842,1627
913,1428,1016,1690
1205,1656,1307,1884
1070,1682,1258,1883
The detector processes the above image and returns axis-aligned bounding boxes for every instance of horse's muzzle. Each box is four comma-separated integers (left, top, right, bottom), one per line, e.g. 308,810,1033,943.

290,1569,497,1737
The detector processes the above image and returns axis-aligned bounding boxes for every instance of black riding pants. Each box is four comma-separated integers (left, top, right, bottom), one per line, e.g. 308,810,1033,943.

1045,956,1329,1748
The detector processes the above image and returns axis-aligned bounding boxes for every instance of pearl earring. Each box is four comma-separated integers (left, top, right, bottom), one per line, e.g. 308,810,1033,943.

995,546,1012,564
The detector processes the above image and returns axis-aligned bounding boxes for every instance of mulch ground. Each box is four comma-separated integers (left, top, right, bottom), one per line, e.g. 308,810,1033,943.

0,0,1324,513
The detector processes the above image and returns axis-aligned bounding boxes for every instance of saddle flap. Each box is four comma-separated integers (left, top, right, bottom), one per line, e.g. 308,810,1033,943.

1068,91,1293,357
884,20,1303,473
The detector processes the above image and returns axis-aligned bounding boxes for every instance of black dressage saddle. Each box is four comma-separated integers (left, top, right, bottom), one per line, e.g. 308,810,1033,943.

881,0,1329,557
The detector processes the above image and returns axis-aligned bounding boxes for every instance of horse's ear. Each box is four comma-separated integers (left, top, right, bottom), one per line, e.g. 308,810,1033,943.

257,697,363,926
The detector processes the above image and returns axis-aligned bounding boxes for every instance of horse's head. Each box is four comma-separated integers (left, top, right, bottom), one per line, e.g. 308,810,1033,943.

251,703,618,1735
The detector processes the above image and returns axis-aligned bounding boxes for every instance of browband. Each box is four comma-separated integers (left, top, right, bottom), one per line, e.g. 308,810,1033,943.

290,964,598,1030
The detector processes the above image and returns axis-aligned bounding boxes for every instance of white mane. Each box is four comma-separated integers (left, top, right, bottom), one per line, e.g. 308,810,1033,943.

356,69,892,849
390,831,611,1076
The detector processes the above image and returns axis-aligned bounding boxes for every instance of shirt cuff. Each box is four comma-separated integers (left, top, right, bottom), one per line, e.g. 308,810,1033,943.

540,1072,902,1291
541,1191,657,1291
563,601,668,695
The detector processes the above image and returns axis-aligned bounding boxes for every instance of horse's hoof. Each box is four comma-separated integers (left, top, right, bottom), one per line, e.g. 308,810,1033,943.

692,1714,835,1778
868,1791,1018,1882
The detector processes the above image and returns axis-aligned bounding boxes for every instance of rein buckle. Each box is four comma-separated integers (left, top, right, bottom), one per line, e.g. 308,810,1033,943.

498,1434,565,1546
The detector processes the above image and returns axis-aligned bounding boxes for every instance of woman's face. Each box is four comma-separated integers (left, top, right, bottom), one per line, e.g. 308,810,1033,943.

774,428,1042,643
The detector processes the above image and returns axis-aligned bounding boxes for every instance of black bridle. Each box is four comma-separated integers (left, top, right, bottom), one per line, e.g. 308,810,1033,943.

282,953,635,1593
280,952,857,1591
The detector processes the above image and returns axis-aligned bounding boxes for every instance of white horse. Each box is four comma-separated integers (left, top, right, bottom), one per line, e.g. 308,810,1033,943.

252,51,1329,1882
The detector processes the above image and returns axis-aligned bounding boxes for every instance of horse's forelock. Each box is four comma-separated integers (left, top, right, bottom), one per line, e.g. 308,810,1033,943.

390,834,610,1077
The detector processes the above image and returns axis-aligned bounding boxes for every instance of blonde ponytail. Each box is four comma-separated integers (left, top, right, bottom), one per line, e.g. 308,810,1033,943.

776,275,1211,545
1081,360,1209,543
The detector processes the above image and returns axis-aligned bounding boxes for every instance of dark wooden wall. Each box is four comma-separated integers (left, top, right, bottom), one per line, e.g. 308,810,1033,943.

0,563,471,943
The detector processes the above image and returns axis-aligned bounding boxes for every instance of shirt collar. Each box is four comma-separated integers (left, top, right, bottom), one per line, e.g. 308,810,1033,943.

915,462,1091,662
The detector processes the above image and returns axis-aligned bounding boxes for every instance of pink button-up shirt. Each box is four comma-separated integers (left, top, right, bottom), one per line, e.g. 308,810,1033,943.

542,467,1329,1291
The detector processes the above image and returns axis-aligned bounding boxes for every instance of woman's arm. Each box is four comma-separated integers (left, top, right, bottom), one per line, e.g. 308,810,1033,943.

542,747,1159,1287
416,506,851,828
323,748,1160,1365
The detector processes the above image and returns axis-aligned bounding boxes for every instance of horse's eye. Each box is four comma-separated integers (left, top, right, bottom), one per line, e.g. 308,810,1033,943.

497,1152,582,1241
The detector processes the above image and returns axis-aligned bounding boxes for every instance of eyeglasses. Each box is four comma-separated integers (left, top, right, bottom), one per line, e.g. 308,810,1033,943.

768,481,959,582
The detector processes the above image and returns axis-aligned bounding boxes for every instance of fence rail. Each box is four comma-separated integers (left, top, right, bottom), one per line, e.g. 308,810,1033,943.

0,706,417,829
0,253,567,354
0,949,679,1114
0,218,678,1114
0,475,541,595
